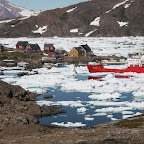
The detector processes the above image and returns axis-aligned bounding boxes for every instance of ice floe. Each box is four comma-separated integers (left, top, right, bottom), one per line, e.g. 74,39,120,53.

51,122,86,127
77,107,87,114
88,92,121,100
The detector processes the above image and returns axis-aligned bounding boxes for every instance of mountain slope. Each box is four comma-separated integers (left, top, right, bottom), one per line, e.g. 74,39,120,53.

0,0,38,19
0,0,144,37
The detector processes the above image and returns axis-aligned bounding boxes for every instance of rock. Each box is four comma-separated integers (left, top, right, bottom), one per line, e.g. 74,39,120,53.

17,72,28,77
103,139,119,144
44,94,53,99
0,80,65,130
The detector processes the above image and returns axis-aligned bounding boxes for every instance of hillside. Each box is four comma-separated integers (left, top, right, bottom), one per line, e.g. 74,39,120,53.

0,0,38,19
0,0,144,37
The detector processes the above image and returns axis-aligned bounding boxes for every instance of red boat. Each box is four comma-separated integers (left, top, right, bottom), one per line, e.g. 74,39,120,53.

87,48,144,73
87,64,144,73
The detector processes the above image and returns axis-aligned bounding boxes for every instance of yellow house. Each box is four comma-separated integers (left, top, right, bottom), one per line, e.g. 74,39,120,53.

68,47,86,57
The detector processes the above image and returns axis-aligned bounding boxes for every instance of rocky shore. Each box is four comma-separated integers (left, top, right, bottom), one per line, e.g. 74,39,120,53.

0,80,144,144
0,80,65,130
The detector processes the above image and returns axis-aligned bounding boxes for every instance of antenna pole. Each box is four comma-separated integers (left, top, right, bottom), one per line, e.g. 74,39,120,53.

138,44,141,59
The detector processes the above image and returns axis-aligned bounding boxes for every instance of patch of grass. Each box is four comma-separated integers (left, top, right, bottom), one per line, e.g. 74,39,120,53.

2,50,43,60
114,115,144,128
2,52,30,59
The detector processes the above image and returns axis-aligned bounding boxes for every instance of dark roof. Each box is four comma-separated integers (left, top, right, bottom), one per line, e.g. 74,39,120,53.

29,44,41,51
44,44,54,47
75,47,85,54
81,44,91,52
16,41,28,47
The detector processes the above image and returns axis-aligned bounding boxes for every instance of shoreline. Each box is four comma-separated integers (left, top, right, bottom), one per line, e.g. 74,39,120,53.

0,80,144,143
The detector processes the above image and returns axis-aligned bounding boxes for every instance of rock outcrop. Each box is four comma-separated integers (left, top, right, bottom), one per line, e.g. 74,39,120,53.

0,80,65,130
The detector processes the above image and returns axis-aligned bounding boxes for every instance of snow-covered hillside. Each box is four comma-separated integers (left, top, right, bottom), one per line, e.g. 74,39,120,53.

0,0,38,19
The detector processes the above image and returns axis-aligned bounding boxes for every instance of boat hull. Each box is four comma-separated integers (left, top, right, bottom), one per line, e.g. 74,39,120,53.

87,65,144,73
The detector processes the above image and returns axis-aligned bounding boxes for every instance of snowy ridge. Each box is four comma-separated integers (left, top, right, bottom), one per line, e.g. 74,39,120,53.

7,2,39,17
0,0,39,19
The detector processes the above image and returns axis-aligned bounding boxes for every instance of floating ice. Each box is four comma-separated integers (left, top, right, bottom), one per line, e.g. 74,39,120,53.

122,111,134,115
122,115,133,119
132,91,144,97
77,107,87,114
88,92,121,100
51,122,86,127
37,100,84,108
95,107,133,113
84,117,94,121
111,118,118,121
107,115,113,118
92,113,107,116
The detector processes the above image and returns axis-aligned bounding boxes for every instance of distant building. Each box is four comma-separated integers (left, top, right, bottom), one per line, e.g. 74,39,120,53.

16,41,29,52
48,52,60,59
44,43,55,52
68,47,85,57
55,49,68,57
25,44,41,55
80,44,93,56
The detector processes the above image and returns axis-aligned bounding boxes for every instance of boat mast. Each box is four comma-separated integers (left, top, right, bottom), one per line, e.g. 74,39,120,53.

138,45,141,59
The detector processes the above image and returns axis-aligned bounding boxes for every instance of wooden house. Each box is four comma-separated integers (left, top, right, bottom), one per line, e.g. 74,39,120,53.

44,44,55,52
68,47,85,57
80,44,93,57
55,49,68,57
25,44,41,55
16,41,29,52
48,52,60,59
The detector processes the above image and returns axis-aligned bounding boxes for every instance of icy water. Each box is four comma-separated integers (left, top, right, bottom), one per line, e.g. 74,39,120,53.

1,64,144,127
1,36,144,127
37,74,144,127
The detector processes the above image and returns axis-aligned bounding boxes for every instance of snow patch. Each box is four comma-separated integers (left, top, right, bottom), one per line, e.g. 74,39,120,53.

66,7,77,13
85,29,97,37
117,21,128,27
70,29,78,33
90,17,100,26
113,0,129,9
0,19,15,24
125,3,131,8
32,25,47,34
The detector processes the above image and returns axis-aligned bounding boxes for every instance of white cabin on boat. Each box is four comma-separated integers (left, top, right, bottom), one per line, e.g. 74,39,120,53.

127,52,141,67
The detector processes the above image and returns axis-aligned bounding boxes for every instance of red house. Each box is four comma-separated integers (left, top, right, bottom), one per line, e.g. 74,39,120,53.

48,52,60,59
25,44,41,55
16,41,28,49
44,44,55,52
